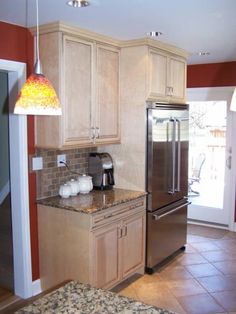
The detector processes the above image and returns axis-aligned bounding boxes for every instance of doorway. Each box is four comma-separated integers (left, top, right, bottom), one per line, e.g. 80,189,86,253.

0,59,33,300
187,87,236,230
0,71,14,302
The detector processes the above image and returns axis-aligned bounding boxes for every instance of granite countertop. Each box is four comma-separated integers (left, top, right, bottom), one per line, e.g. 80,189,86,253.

37,188,146,214
16,281,175,314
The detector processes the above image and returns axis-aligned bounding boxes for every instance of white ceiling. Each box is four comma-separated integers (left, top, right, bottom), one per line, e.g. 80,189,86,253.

1,0,236,64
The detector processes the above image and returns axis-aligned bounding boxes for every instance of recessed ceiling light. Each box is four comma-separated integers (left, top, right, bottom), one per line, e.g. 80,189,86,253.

67,0,90,7
198,52,210,56
146,31,163,37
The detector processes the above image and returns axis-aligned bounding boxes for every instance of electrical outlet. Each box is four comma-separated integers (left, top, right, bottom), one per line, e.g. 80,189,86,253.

57,154,66,167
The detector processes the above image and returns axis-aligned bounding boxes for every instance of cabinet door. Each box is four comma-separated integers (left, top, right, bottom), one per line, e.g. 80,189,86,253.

95,45,120,144
168,57,186,102
122,213,145,278
148,49,168,100
63,36,94,146
91,223,121,289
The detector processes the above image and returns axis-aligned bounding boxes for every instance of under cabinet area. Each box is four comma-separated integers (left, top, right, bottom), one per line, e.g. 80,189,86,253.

35,23,120,149
148,48,186,103
37,196,146,291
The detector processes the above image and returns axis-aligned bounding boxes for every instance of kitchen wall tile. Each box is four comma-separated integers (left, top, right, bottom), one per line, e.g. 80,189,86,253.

36,147,96,199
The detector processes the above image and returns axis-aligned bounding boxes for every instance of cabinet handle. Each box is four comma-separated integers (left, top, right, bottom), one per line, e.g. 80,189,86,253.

118,227,122,238
121,225,127,237
166,86,171,96
95,127,100,139
90,127,96,140
104,213,112,219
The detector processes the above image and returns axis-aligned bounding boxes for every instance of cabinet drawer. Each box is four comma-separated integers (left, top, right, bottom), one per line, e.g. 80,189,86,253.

91,198,146,229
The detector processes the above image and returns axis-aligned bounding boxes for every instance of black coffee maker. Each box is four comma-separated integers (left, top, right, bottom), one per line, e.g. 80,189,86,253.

88,153,115,190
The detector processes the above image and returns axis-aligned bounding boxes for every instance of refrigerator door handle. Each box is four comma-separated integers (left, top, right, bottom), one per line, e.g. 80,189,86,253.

168,118,176,195
176,119,181,192
152,202,191,220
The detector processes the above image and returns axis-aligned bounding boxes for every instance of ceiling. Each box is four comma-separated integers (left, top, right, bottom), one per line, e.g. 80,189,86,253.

0,0,236,64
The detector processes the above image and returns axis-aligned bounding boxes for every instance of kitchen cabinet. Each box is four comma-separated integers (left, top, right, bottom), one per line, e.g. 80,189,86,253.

35,25,120,149
37,197,146,291
148,48,186,103
91,210,145,289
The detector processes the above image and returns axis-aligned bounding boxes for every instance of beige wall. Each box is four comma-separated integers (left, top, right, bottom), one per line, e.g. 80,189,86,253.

99,46,148,192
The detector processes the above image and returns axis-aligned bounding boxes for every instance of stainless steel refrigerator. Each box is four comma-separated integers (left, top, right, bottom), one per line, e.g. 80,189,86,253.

146,103,190,274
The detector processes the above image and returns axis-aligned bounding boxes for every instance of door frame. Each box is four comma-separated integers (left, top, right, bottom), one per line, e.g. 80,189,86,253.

0,59,33,298
187,87,236,231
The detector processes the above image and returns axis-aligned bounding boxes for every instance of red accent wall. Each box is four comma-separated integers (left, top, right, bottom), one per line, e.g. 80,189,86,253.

0,21,39,280
187,61,236,222
187,62,236,88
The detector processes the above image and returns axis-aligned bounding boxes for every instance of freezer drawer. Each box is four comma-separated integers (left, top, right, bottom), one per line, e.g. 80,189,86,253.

146,201,188,271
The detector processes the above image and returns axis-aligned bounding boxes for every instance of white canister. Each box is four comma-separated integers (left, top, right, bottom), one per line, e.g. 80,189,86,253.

67,179,80,196
59,184,71,198
77,174,93,194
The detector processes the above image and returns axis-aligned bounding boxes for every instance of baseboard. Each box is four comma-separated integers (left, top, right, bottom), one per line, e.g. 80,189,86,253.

0,181,10,205
233,223,236,232
32,279,42,296
187,219,229,230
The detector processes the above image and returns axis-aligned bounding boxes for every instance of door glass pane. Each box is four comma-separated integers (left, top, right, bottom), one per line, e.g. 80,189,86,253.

188,101,227,209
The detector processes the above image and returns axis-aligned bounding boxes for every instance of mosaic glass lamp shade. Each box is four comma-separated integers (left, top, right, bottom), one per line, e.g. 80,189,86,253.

14,72,61,115
14,0,62,116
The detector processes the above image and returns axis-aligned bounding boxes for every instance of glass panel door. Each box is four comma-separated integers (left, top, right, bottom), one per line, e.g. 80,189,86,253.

187,88,234,227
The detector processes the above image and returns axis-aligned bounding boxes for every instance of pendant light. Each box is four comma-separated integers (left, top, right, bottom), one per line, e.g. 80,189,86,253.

230,88,236,111
14,0,62,115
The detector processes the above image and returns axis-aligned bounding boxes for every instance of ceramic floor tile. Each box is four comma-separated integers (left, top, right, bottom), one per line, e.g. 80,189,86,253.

200,250,236,262
187,234,209,244
197,275,236,293
190,241,220,252
213,239,236,251
139,292,187,314
213,260,236,275
117,284,139,300
223,231,236,240
187,224,228,239
177,293,225,314
185,243,198,253
158,265,193,281
185,263,223,278
177,252,208,266
211,290,236,312
165,278,206,297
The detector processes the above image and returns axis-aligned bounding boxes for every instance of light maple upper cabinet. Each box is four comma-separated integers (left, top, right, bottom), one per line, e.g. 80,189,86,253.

63,36,94,146
35,23,120,149
95,45,120,144
148,48,186,103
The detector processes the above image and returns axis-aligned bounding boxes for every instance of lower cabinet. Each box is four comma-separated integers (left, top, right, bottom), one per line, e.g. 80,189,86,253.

38,197,146,291
91,212,145,289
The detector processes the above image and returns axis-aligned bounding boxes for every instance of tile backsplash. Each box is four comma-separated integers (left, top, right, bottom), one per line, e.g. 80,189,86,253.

36,147,96,199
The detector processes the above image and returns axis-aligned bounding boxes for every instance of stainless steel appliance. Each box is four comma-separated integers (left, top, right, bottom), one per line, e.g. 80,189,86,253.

146,103,190,274
88,153,115,190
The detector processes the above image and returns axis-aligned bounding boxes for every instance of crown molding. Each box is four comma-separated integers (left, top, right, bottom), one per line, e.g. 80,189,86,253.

30,21,189,58
30,21,121,47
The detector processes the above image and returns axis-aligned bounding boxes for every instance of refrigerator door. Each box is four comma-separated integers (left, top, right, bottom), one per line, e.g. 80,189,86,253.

146,200,189,271
147,104,189,211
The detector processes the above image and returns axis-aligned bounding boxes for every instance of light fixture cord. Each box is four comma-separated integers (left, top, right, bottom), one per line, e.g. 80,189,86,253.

36,0,40,61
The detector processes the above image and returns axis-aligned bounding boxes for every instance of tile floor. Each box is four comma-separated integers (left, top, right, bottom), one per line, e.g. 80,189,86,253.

113,224,236,314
